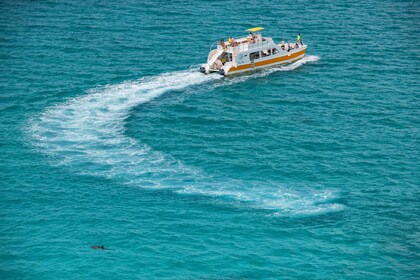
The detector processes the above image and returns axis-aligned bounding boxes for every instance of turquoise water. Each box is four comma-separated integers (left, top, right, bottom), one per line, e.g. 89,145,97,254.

1,0,419,279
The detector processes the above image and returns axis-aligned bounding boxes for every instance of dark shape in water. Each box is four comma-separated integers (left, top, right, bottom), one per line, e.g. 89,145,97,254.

90,245,110,250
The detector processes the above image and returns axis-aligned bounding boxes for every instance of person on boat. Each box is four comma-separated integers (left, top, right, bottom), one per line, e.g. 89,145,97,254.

229,37,238,46
220,39,227,50
295,43,299,48
280,39,285,49
247,32,257,44
220,56,226,65
297,33,302,45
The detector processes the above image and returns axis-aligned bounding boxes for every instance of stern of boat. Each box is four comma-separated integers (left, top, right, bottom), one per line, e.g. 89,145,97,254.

200,64,210,74
219,63,234,76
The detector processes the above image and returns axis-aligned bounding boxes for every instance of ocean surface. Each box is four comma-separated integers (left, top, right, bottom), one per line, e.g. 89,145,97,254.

1,0,419,279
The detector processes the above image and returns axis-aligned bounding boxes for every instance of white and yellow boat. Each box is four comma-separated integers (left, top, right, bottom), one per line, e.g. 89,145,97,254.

200,27,307,76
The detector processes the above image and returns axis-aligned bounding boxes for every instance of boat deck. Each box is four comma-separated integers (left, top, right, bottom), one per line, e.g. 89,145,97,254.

218,36,274,53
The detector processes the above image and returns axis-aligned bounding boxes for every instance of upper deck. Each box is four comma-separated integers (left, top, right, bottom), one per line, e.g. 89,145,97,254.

217,36,276,54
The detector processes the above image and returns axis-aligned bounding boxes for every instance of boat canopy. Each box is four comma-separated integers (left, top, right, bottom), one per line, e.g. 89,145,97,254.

246,27,264,32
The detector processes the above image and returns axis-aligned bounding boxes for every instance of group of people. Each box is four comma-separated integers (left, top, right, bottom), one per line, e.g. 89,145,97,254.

280,33,303,52
220,33,303,51
220,37,239,49
280,41,300,52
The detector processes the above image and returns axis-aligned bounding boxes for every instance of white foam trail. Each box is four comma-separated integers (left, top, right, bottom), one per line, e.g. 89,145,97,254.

279,54,320,70
30,70,219,182
28,57,340,215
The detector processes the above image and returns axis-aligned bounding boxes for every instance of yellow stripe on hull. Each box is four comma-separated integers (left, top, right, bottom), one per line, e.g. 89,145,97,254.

226,49,306,76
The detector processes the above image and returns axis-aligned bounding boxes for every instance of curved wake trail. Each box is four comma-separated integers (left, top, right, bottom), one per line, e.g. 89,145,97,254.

29,56,341,215
31,70,217,183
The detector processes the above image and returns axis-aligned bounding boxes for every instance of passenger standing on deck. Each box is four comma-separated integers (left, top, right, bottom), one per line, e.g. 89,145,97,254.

247,32,255,44
220,39,227,50
297,33,302,45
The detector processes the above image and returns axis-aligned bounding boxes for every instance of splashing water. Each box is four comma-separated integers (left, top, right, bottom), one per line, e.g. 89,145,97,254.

28,55,341,215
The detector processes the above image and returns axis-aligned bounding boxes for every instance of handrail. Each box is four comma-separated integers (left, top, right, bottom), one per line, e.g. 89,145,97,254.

225,40,273,53
213,38,275,54
210,41,218,53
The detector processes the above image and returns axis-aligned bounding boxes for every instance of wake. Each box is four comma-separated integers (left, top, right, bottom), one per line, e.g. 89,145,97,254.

28,55,341,215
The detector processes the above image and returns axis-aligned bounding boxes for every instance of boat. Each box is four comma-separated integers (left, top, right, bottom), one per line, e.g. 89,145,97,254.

200,27,307,76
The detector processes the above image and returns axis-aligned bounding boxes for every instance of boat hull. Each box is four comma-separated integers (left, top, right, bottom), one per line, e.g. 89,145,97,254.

224,48,306,76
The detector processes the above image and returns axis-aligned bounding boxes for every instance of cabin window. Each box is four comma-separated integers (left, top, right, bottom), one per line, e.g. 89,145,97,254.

227,53,233,62
221,53,233,63
261,49,272,57
250,51,260,60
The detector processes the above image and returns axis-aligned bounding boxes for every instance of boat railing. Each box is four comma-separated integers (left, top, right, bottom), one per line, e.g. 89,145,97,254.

217,40,273,53
210,41,219,53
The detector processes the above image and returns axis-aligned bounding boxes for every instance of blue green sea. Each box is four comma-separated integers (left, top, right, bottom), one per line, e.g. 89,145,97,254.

1,0,419,279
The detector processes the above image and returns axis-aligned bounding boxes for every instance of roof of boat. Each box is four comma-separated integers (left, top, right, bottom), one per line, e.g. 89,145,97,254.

246,27,264,32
